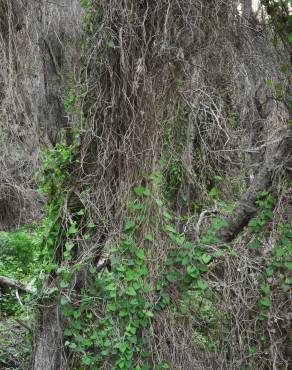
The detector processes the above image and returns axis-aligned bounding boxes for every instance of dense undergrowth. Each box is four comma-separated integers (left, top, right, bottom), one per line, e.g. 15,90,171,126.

0,228,39,368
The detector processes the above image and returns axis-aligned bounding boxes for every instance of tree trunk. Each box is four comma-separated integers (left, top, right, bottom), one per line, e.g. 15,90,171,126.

242,0,254,20
32,302,67,370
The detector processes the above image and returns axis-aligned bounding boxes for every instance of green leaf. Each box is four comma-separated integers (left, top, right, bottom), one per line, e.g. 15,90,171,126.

116,264,126,272
211,218,229,230
248,219,258,228
60,297,68,306
180,256,190,266
68,342,77,350
65,241,74,252
274,247,284,257
131,202,146,212
125,325,136,334
288,33,292,44
124,220,136,233
201,254,212,264
164,224,178,234
87,222,95,228
144,310,154,318
162,211,173,220
125,270,136,281
208,187,219,197
135,248,145,259
281,64,289,74
76,209,85,216
75,263,82,272
166,270,180,282
60,280,69,288
187,266,199,278
155,198,164,207
83,233,90,240
107,40,115,48
139,266,149,276
45,263,58,272
249,346,257,355
197,280,208,290
248,242,258,250
160,364,170,369
73,310,81,319
266,79,273,87
265,266,274,277
126,287,137,296
145,233,154,242
201,235,220,245
133,186,151,197
105,283,116,291
137,215,146,222
107,303,117,312
68,222,78,235
165,257,174,266
64,328,72,336
260,297,271,308
81,0,90,9
133,281,142,290
89,266,96,274
119,310,128,317
169,233,185,245
82,356,93,366
260,285,270,294
263,209,273,219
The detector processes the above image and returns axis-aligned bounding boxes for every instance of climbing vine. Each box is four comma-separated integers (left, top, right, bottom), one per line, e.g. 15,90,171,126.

33,1,292,369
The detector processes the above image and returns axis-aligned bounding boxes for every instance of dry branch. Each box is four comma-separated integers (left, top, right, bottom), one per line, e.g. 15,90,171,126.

217,128,292,242
0,275,35,293
195,208,218,242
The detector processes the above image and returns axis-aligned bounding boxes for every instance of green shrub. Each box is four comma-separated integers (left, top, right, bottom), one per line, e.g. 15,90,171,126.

0,230,39,275
0,229,40,315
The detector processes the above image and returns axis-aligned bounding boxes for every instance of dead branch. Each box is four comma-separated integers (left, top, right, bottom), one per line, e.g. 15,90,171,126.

217,128,292,242
14,318,33,333
195,208,218,242
0,275,35,293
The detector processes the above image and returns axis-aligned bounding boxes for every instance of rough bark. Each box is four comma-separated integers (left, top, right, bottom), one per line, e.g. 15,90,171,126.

242,0,254,20
34,1,69,146
217,127,292,242
32,302,67,370
27,2,81,368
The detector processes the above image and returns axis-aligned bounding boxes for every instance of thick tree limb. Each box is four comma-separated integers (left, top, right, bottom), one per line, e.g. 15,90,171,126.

0,275,35,293
217,129,292,242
